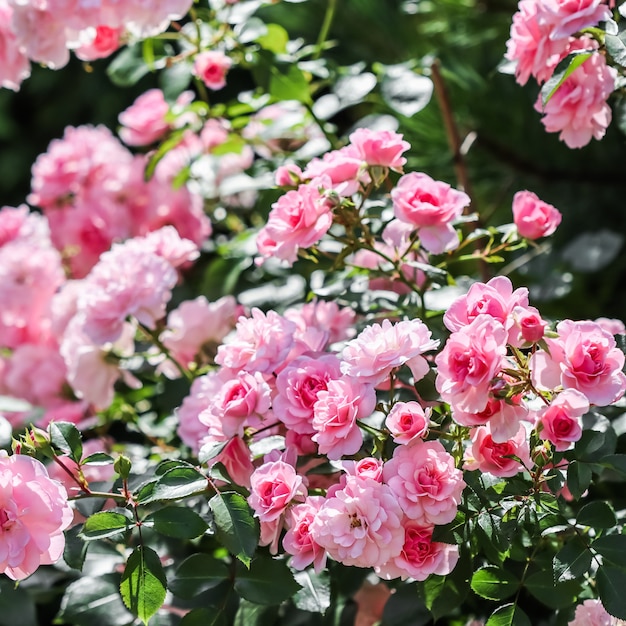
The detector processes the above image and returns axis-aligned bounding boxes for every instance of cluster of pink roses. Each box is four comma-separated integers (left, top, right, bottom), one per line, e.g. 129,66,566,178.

506,0,616,148
0,0,193,90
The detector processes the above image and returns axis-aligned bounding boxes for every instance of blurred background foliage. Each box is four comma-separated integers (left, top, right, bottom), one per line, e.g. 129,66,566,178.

2,0,626,321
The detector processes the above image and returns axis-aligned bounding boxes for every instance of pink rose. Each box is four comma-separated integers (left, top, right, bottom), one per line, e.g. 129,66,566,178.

464,422,532,477
118,89,171,146
0,1,30,91
311,377,376,460
376,522,459,581
256,182,334,265
383,439,465,526
284,299,357,346
512,190,562,239
0,452,73,580
348,128,410,171
341,318,439,386
303,147,368,196
385,401,430,445
391,172,470,254
538,389,589,451
568,599,613,626
541,0,611,40
193,50,232,90
310,475,405,568
531,319,626,406
435,315,508,414
510,304,547,345
283,496,327,573
594,317,626,336
535,48,616,149
74,25,122,61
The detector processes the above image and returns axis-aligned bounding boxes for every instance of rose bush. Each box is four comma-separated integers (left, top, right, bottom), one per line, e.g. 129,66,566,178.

2,1,626,625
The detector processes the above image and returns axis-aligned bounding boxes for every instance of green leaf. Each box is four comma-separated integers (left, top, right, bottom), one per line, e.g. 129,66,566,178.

257,23,289,54
120,546,168,625
169,554,230,600
234,600,279,626
0,577,37,626
567,460,592,500
471,566,520,601
553,537,593,583
64,524,88,571
138,466,208,504
600,453,626,478
382,583,431,626
293,569,331,614
524,570,582,609
82,452,115,465
80,510,133,541
209,491,259,567
606,30,626,67
49,421,83,462
576,501,617,529
147,507,208,540
269,65,311,104
180,608,227,626
540,51,593,106
592,533,626,566
56,575,134,626
234,556,301,605
486,603,531,626
107,44,151,87
597,566,626,620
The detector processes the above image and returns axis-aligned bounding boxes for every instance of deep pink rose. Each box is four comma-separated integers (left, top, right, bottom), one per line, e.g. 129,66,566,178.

193,50,232,90
283,496,327,573
0,453,73,580
538,389,589,451
391,172,470,254
512,190,562,239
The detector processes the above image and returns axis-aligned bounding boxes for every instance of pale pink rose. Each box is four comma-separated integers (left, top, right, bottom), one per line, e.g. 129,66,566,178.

0,204,49,247
386,401,430,445
452,395,529,443
530,319,626,406
505,0,571,85
303,147,368,196
310,475,405,568
512,190,562,239
193,50,232,90
595,317,626,335
275,163,304,187
444,276,529,338
284,300,357,346
535,49,616,149
215,437,255,488
538,388,589,451
283,496,327,572
285,430,318,457
256,183,334,265
0,1,30,91
348,128,410,171
435,315,508,414
74,25,122,61
341,318,439,386
273,353,343,434
0,452,73,580
464,422,532,477
118,89,171,146
199,369,271,438
311,377,376,460
376,522,459,581
216,308,296,375
248,459,307,523
391,172,470,254
541,0,611,40
176,373,221,453
344,457,385,482
510,304,547,345
159,295,237,376
569,599,614,626
126,225,199,269
383,439,465,526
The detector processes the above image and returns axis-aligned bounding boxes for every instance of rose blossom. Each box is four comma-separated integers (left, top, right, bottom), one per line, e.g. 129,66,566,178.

0,452,73,580
311,377,376,460
510,304,547,345
464,422,532,478
348,128,410,170
0,1,30,91
383,439,465,526
193,50,232,90
341,318,439,386
256,182,334,265
284,299,357,346
302,147,368,196
376,522,459,581
283,496,327,573
435,315,508,414
595,317,626,335
310,475,405,568
391,172,470,254
118,89,171,146
512,190,562,240
535,48,616,149
386,401,430,445
74,25,123,61
531,319,626,406
215,308,296,375
569,599,616,626
273,353,343,434
537,388,589,451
